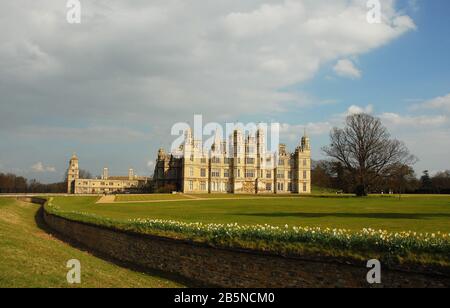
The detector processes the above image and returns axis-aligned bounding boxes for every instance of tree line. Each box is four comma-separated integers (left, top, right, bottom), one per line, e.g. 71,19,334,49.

0,173,66,194
317,113,449,195
312,162,450,195
0,169,93,194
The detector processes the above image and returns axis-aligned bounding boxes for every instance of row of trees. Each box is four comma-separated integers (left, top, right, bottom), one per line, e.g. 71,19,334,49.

0,168,96,194
312,162,450,194
318,113,448,195
0,173,67,194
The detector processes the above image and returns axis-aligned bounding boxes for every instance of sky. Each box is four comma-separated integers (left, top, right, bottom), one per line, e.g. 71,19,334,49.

0,0,449,183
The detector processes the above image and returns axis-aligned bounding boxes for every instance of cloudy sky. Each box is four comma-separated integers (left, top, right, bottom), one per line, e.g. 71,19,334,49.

0,0,449,183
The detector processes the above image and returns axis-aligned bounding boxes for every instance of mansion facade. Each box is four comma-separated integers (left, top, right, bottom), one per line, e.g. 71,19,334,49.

154,129,311,194
67,154,148,194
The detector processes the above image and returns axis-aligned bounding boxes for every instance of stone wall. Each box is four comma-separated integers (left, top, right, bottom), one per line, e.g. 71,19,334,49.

41,209,449,288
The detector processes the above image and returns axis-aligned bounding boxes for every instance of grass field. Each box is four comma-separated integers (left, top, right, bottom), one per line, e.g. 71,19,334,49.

61,194,450,233
45,194,450,267
115,194,193,202
0,198,184,288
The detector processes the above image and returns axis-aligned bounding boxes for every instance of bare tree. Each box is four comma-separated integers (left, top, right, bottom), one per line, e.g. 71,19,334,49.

322,113,416,196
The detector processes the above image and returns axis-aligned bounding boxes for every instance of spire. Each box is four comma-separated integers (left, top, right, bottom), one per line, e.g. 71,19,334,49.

71,152,79,161
301,129,311,151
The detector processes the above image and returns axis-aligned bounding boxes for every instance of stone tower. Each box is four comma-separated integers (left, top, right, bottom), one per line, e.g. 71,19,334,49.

67,153,79,194
294,132,311,194
102,167,109,180
128,168,135,180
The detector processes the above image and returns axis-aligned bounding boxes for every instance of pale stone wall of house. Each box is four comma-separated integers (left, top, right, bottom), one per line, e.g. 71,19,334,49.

154,129,312,194
66,155,148,194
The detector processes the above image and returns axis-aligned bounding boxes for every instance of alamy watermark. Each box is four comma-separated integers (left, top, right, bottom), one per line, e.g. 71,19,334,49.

65,1,381,25
367,0,382,24
366,259,382,284
66,0,81,24
66,259,81,284
169,115,282,163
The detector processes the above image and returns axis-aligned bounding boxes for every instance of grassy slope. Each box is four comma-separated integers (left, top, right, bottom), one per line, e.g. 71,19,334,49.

0,198,184,288
56,195,450,233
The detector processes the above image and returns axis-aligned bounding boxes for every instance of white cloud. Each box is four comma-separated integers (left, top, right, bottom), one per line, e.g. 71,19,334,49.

380,113,448,127
333,59,362,79
31,162,56,173
280,122,332,141
347,104,374,115
412,93,450,113
16,125,148,144
0,0,415,127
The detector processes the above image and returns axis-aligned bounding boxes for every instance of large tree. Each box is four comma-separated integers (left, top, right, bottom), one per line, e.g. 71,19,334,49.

323,113,416,196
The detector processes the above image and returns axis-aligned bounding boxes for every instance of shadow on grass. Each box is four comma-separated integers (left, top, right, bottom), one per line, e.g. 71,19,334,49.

233,212,450,220
34,206,199,288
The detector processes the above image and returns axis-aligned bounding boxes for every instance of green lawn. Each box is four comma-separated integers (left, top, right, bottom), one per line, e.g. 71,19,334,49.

115,194,192,202
0,198,184,288
55,194,450,233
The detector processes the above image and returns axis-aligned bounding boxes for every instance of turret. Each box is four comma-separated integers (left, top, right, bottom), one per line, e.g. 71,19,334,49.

256,127,265,156
301,131,311,152
129,168,135,180
102,167,109,180
158,148,166,160
67,153,80,194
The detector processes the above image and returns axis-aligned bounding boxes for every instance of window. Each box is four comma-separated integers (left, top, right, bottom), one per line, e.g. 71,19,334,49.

278,159,284,166
277,171,284,179
266,170,272,179
212,157,221,164
189,181,194,191
212,169,220,177
303,171,307,179
200,182,206,191
303,159,307,166
201,168,206,177
237,169,241,178
190,155,194,162
288,171,292,179
224,169,230,177
245,169,255,178
266,183,272,191
288,183,292,191
189,167,194,177
246,157,255,164
303,183,307,192
277,183,284,191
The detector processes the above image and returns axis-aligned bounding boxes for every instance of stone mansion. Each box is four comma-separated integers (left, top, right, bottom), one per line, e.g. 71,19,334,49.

154,128,311,194
67,154,148,194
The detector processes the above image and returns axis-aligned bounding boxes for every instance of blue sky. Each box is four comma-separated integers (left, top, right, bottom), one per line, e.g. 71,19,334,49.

0,0,449,183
